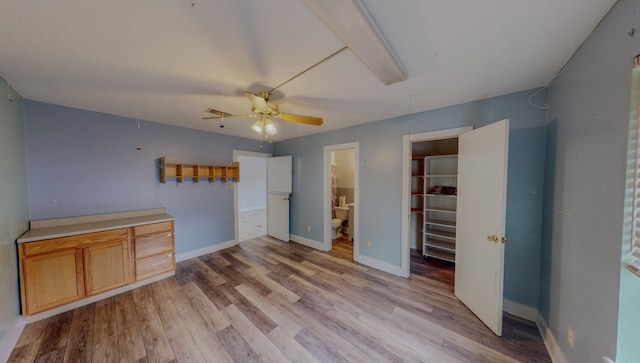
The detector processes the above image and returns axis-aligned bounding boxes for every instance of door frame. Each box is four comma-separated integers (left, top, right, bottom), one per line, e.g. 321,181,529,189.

233,150,272,242
400,127,472,277
323,142,359,259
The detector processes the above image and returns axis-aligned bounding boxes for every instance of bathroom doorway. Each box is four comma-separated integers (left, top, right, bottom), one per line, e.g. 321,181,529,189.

323,143,359,260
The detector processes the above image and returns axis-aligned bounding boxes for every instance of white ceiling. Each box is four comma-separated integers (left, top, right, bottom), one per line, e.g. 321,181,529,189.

0,0,616,141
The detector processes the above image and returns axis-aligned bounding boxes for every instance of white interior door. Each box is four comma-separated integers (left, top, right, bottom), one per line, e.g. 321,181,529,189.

267,156,292,242
455,119,509,336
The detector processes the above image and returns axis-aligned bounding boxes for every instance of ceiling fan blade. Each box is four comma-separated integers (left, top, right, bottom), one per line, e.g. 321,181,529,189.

278,113,323,126
205,108,233,117
202,114,256,120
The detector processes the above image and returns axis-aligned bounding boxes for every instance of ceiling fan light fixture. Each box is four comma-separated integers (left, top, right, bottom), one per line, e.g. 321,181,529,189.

251,120,263,134
264,118,278,136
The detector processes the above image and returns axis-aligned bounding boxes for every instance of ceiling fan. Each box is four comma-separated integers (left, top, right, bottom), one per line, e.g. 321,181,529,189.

202,46,348,136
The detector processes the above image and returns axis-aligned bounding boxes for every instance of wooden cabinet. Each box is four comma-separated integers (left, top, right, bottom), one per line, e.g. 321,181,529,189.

22,248,84,315
18,218,175,317
84,238,131,296
133,221,175,281
19,228,131,315
423,154,458,262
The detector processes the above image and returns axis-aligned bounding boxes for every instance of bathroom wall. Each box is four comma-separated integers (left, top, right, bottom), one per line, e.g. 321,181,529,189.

334,149,354,204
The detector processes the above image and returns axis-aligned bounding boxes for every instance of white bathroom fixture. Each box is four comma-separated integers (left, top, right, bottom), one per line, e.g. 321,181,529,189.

335,206,349,220
331,218,343,239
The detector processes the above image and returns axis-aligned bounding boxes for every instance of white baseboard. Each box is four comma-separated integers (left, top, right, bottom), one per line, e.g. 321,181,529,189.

355,254,404,277
175,240,238,262
289,234,325,250
503,298,538,321
536,312,568,363
0,317,25,363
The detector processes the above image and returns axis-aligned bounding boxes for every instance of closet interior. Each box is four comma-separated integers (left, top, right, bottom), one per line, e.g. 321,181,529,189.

411,137,459,265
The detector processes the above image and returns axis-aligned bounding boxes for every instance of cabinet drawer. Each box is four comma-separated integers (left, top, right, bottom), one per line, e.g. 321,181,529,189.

133,221,172,237
136,253,174,281
23,229,128,257
134,232,173,259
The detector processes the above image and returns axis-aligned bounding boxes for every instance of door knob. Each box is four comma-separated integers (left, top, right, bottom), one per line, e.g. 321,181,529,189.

283,197,289,201
486,234,507,243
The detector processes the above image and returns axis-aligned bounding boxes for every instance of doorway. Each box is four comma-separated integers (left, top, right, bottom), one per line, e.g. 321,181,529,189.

233,150,271,242
401,122,510,336
401,127,471,277
409,137,460,286
323,142,359,260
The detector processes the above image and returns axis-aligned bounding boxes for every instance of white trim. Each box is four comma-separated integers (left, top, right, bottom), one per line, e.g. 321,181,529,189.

323,143,359,257
536,312,569,363
290,234,325,250
401,127,473,277
233,150,271,243
0,317,25,363
22,271,174,323
175,239,238,262
503,298,538,321
355,254,404,276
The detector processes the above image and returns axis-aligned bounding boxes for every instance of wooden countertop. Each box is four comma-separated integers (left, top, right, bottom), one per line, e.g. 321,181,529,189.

17,208,174,243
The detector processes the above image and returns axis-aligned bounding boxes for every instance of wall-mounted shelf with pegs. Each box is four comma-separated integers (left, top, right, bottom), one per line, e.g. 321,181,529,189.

159,157,240,184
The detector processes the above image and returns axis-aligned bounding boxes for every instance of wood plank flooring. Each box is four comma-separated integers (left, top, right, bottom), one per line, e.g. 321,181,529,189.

9,236,551,363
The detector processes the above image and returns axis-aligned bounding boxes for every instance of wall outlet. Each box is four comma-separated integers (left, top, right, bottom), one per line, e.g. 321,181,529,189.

568,326,574,348
307,226,311,232
367,240,372,248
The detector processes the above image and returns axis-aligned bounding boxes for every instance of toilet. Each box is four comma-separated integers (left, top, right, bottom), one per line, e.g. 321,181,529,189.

333,206,350,239
331,218,343,239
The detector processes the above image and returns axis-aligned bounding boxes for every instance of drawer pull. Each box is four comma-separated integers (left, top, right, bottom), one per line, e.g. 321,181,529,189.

167,233,172,237
168,253,173,257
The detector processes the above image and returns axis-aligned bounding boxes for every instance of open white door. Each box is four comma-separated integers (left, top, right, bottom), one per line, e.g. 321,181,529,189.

267,156,292,242
455,119,509,336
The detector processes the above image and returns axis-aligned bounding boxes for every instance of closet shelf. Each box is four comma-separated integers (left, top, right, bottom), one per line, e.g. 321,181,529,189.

424,207,457,214
159,157,240,184
424,238,456,252
425,174,458,178
425,218,456,228
425,229,456,241
424,248,456,263
426,193,457,198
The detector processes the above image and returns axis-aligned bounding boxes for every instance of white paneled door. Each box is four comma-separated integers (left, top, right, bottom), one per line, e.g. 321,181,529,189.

267,156,292,242
455,119,509,336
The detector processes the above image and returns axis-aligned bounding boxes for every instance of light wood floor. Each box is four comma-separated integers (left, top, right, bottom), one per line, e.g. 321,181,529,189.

9,236,551,363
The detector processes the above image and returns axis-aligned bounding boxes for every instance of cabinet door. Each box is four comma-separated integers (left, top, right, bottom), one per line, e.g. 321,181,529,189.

23,249,84,315
84,239,131,296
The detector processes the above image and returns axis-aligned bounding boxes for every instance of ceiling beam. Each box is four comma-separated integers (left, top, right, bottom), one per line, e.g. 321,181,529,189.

303,0,408,86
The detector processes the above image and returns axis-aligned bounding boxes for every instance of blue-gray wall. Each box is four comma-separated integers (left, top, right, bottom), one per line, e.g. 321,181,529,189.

544,0,640,361
24,100,273,254
275,89,548,309
0,78,29,346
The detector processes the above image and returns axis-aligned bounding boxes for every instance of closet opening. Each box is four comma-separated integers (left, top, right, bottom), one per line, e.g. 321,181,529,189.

410,137,459,287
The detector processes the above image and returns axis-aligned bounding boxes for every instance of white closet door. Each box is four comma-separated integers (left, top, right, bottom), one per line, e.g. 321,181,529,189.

455,119,509,336
267,156,292,242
